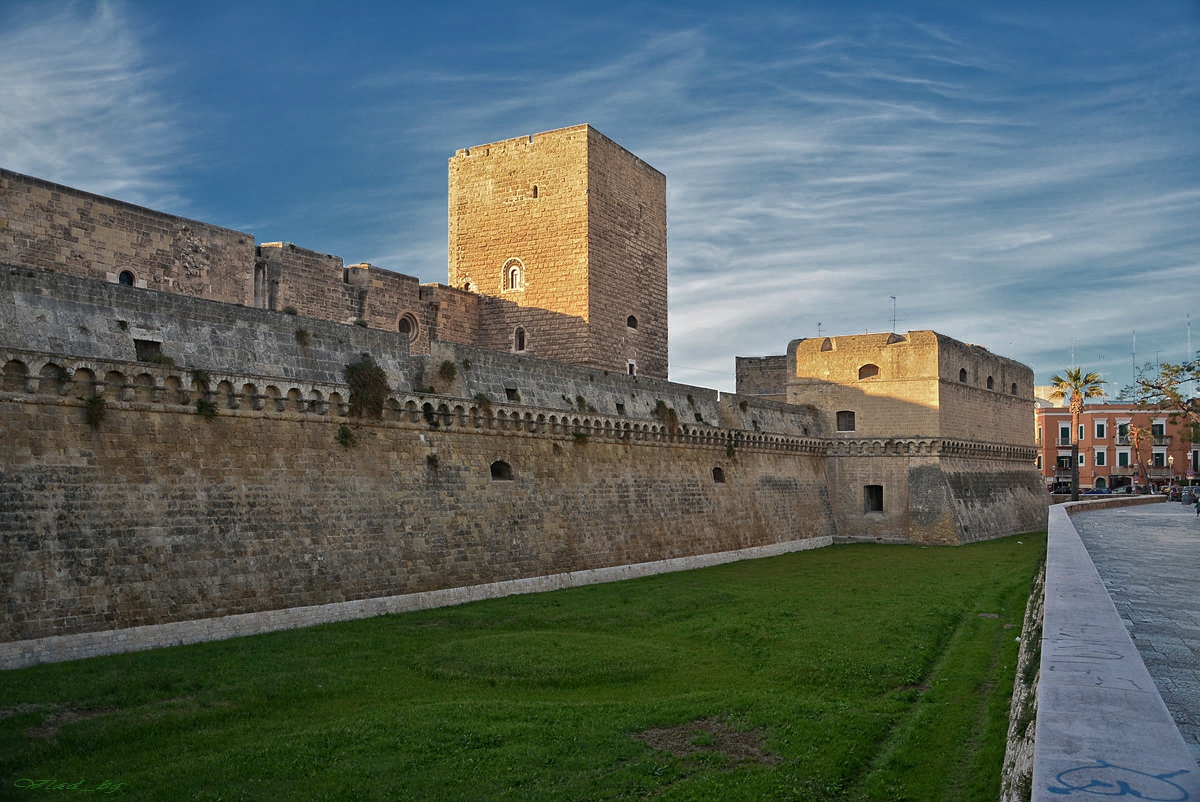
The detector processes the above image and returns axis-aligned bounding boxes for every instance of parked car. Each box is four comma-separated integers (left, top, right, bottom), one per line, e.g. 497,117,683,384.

1182,487,1198,505
1082,487,1112,495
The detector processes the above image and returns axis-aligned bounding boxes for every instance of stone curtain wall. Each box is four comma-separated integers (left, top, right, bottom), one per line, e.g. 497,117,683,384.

735,355,789,398
0,386,835,654
824,447,1047,545
0,169,254,306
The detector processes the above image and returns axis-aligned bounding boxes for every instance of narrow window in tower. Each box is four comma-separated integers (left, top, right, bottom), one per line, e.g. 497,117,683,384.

531,185,538,199
514,327,526,352
502,259,524,292
627,315,638,330
118,270,135,286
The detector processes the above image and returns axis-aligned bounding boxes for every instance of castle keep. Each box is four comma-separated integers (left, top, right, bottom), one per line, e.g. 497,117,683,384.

0,125,1046,669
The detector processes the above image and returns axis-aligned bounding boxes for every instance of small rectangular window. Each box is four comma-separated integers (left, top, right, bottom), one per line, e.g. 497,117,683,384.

864,485,883,513
1079,424,1085,442
615,403,626,415
1095,422,1106,439
1152,423,1166,437
134,339,163,361
1153,452,1165,467
1118,451,1130,467
1095,450,1106,467
505,388,519,402
836,410,855,432
1036,455,1043,469
1079,453,1085,467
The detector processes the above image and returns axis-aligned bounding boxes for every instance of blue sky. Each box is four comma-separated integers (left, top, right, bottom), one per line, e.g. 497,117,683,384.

2,1,1197,394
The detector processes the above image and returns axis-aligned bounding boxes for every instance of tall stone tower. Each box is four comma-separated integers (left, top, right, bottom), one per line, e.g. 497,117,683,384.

448,125,668,378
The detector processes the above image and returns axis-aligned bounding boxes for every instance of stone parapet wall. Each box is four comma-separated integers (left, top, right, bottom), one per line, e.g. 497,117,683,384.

0,265,412,388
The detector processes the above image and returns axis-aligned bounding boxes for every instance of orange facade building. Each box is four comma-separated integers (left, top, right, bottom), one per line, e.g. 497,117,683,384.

1034,400,1200,491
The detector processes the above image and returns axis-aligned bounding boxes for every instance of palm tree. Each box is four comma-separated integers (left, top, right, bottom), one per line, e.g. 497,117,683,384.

1048,368,1107,500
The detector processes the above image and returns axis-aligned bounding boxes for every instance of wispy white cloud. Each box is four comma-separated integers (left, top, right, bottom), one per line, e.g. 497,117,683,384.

0,1,182,207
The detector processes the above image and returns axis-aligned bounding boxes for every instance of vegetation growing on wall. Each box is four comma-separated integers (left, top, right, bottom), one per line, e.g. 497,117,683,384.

344,355,389,419
652,399,679,434
335,424,356,449
80,395,106,429
295,329,311,347
195,397,218,422
282,306,299,316
473,393,492,415
437,360,457,383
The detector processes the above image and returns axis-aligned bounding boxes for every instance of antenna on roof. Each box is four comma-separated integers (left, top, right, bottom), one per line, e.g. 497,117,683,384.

889,296,897,333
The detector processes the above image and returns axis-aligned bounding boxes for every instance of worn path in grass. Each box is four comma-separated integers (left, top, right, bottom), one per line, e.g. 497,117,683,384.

1073,503,1200,763
0,535,1044,801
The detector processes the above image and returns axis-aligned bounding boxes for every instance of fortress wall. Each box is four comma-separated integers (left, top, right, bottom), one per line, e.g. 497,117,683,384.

825,447,1047,546
0,169,254,305
412,339,731,425
735,355,789,398
419,284,479,348
937,456,1049,544
0,266,413,388
259,242,357,322
0,390,834,654
356,266,427,353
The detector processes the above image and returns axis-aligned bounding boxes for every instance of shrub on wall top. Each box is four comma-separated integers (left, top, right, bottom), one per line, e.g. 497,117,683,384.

344,354,389,419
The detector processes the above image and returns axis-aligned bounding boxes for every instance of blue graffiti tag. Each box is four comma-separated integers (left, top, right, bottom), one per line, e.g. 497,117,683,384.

1047,760,1191,800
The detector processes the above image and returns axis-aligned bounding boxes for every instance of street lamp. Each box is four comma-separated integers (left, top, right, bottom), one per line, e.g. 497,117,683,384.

1168,454,1175,482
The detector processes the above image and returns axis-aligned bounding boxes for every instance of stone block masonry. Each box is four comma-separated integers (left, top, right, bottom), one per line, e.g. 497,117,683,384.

0,168,254,305
0,380,835,667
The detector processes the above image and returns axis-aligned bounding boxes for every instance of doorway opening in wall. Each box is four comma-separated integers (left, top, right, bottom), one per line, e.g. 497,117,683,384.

864,485,884,513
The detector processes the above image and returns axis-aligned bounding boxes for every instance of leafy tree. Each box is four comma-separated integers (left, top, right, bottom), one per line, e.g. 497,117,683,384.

1048,368,1106,500
1124,358,1200,445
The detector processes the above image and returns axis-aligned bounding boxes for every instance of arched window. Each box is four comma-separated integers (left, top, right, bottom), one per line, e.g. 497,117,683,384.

118,270,135,286
627,315,638,330
986,376,994,390
1011,383,1018,395
712,467,726,483
490,460,514,481
959,368,967,383
502,258,524,291
858,364,879,380
514,327,526,352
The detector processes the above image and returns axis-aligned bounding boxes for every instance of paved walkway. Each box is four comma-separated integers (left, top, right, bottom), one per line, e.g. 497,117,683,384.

1072,501,1200,764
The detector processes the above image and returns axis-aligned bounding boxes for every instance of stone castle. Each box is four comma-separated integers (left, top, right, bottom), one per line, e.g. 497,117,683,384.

0,125,1046,668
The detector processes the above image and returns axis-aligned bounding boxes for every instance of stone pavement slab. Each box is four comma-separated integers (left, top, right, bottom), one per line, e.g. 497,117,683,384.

1032,503,1200,802
1073,502,1200,765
